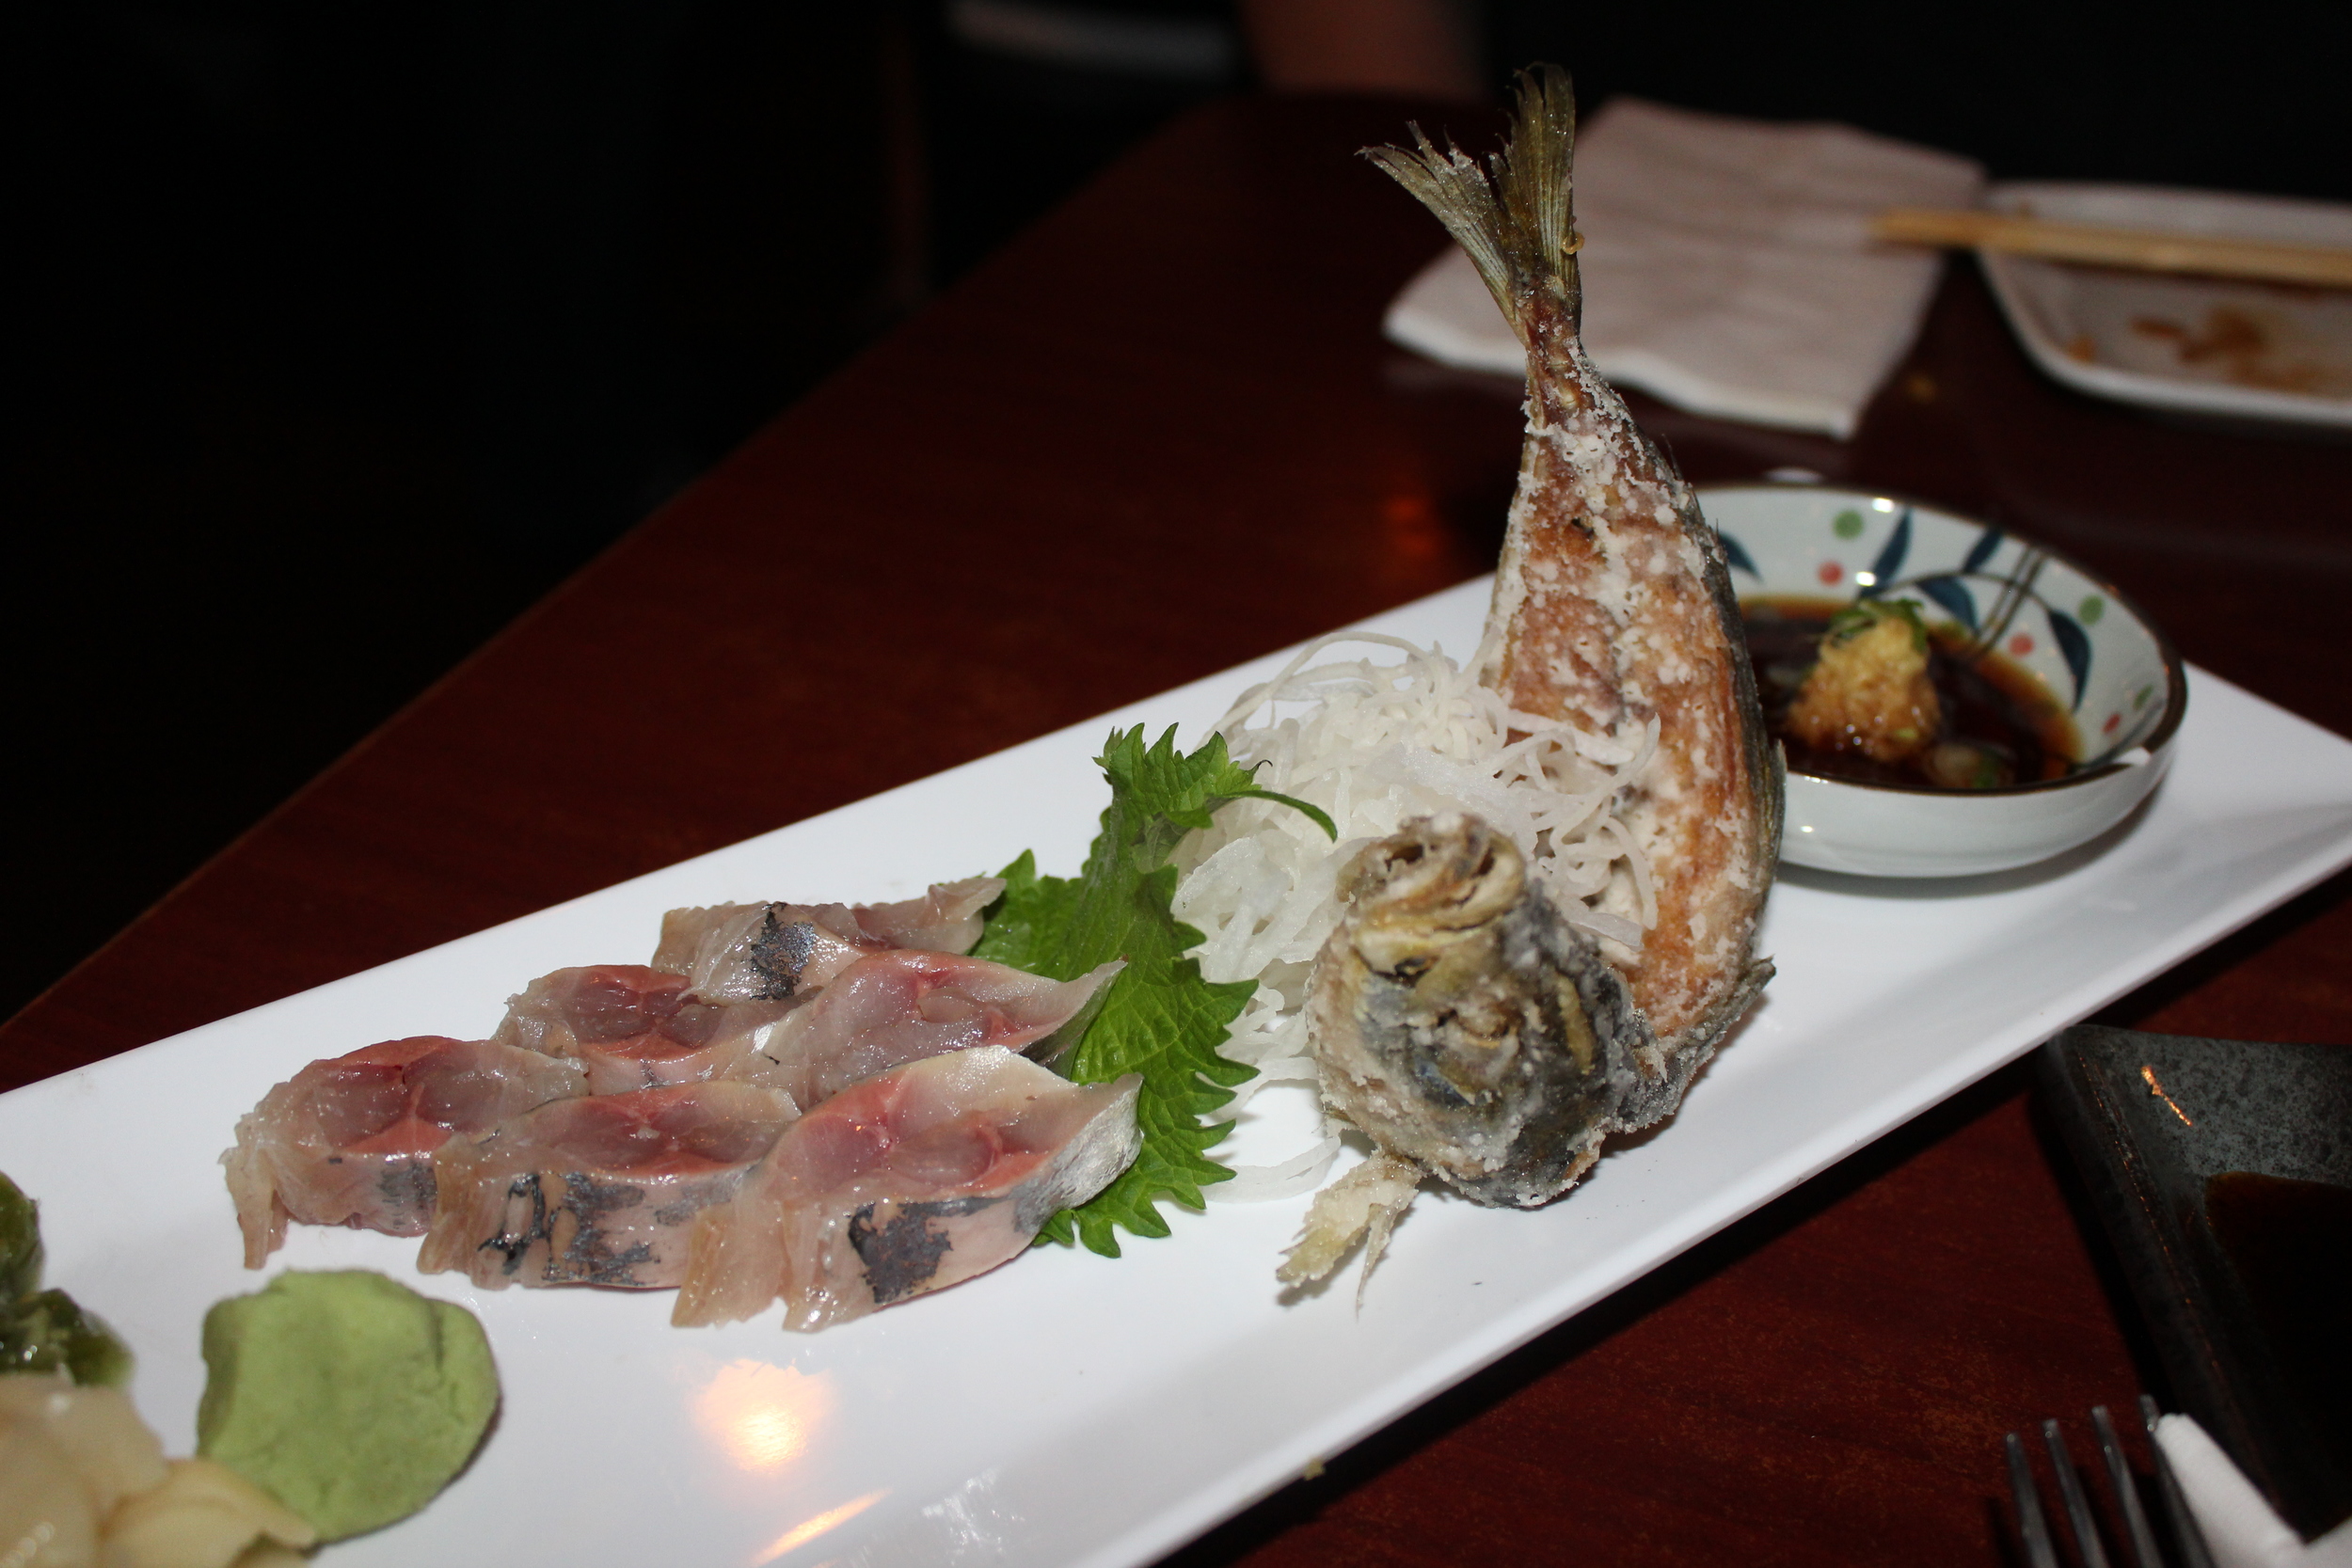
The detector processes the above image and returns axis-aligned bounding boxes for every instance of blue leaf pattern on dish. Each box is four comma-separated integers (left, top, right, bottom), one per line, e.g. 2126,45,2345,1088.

2048,609,2092,710
1721,531,1760,578
1914,574,1977,631
1962,525,2004,576
1862,508,1912,598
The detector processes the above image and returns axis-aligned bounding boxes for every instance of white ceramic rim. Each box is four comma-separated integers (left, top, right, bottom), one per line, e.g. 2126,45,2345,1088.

1704,482,2190,798
1977,180,2352,428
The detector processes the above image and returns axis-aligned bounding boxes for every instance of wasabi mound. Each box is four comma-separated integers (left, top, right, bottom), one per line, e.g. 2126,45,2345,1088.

198,1270,498,1541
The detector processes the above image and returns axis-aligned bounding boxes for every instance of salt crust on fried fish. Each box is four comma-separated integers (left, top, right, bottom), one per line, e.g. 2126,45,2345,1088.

1272,66,1782,1284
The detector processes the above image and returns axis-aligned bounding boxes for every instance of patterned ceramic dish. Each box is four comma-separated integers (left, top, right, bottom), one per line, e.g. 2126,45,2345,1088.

1704,483,2186,878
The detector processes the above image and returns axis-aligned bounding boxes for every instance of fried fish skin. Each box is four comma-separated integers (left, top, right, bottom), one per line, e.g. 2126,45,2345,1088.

1364,67,1781,1116
1310,815,1642,1207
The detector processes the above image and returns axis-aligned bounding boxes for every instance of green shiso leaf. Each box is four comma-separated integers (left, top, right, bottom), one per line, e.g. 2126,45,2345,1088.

973,725,1330,1257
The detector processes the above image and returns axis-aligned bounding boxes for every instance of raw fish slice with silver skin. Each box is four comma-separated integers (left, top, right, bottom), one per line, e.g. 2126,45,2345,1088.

489,964,794,1094
848,876,1005,953
756,949,1125,1110
221,1037,586,1268
490,964,705,1057
1364,66,1780,1117
652,877,1005,1004
673,1047,1141,1332
571,1003,799,1096
416,1081,797,1290
652,905,876,1003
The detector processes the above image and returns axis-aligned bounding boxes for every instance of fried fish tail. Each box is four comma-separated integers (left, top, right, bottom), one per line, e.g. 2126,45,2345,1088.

1365,67,1782,1100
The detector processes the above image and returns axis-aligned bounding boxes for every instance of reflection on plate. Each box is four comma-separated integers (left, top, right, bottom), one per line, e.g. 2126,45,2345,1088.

3,579,2352,1567
2038,1025,2352,1540
1979,182,2352,429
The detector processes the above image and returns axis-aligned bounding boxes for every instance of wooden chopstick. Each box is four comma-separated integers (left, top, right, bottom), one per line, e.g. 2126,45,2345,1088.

1873,207,2352,288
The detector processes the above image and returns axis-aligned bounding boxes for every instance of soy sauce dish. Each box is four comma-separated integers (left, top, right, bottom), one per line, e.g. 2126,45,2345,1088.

1704,484,2187,878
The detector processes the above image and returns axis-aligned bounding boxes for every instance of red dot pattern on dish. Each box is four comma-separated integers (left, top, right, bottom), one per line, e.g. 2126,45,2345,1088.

2104,712,2122,734
1817,561,1843,585
2008,633,2035,657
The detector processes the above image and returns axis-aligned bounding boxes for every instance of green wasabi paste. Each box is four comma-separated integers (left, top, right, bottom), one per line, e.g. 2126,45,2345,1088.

198,1270,499,1541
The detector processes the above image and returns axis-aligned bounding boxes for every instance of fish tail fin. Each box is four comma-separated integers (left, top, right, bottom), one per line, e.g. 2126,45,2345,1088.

1361,63,1581,344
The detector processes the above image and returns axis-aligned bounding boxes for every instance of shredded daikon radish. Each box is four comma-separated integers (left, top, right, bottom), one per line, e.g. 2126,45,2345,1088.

1201,1135,1342,1203
1179,634,1655,1200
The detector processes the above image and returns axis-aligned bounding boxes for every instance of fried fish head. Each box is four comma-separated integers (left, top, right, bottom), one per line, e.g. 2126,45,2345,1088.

1311,814,1643,1208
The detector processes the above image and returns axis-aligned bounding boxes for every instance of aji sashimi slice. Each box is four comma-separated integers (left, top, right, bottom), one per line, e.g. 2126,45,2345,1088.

673,1048,1141,1332
491,964,703,1056
650,876,1004,1004
755,950,1123,1110
490,964,793,1095
650,905,874,1005
417,1081,797,1290
222,1037,586,1268
847,876,1005,954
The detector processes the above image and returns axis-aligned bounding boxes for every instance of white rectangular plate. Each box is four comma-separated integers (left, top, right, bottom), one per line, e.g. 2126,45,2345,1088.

1980,181,2352,428
8,577,2352,1568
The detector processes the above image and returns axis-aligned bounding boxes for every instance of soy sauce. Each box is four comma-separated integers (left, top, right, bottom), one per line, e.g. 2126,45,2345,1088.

1740,595,2079,788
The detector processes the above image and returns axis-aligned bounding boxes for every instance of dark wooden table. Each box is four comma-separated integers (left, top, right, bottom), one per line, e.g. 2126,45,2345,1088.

8,96,2349,1564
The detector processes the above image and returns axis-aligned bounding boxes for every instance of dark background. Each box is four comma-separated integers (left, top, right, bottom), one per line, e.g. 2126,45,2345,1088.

9,0,2349,1026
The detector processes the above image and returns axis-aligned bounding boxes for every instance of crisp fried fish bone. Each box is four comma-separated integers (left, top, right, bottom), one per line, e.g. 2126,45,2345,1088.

1288,66,1785,1288
1293,67,1785,1287
1362,65,1780,1113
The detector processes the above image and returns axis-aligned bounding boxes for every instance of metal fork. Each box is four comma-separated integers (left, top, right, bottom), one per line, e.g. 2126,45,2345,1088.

2005,1398,2215,1568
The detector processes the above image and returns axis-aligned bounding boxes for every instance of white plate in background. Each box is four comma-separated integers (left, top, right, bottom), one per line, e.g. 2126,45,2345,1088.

5,576,2352,1568
1979,181,2352,428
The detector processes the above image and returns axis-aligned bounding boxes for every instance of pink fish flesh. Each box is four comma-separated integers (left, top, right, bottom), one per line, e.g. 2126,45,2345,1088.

651,877,1004,1004
492,964,704,1055
221,1036,587,1268
754,950,1123,1109
416,1081,798,1290
672,1047,1141,1331
490,964,793,1094
847,876,1004,952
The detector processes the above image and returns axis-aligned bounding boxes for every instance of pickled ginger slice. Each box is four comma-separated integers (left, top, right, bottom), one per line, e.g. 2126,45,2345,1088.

757,950,1123,1109
650,877,1003,1005
673,1047,1140,1331
222,1037,586,1268
416,1081,796,1290
489,964,791,1094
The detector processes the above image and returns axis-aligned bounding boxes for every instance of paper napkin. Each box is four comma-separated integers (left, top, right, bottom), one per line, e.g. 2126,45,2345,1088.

1382,96,1984,438
2155,1414,2352,1568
